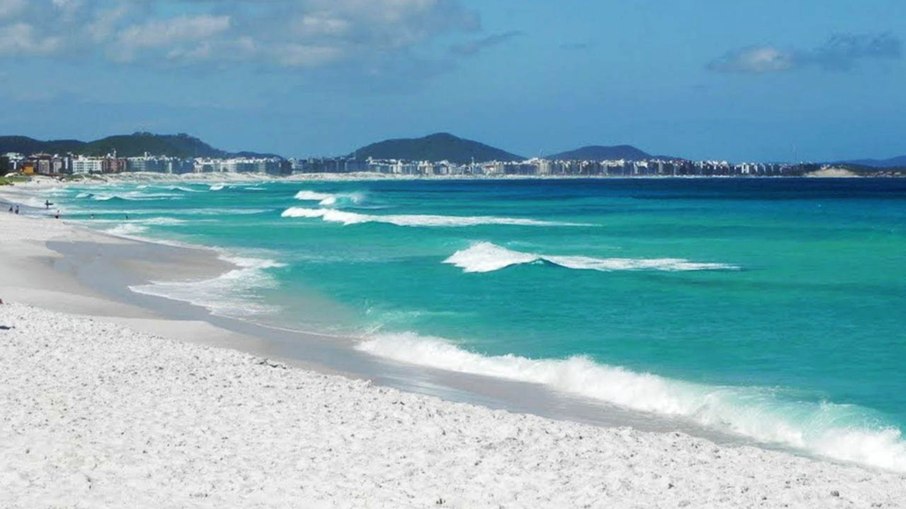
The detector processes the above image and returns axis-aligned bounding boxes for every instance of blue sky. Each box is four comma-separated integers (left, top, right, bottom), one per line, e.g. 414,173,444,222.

1,0,904,161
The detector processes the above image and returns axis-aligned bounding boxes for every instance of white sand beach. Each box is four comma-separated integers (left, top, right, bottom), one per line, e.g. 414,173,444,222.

1,200,905,508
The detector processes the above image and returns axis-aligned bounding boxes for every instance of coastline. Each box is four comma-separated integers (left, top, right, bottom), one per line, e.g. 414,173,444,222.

5,301,905,507
0,189,752,439
2,185,906,506
6,169,883,187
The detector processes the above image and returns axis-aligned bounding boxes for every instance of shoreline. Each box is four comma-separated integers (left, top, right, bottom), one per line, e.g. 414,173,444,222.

8,170,894,187
0,192,753,443
5,178,906,468
3,184,906,505
4,301,905,507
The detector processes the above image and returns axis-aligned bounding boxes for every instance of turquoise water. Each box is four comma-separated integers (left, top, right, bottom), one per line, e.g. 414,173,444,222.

47,178,906,470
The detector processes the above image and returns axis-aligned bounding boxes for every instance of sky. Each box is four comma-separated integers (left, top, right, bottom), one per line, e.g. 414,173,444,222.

1,0,904,162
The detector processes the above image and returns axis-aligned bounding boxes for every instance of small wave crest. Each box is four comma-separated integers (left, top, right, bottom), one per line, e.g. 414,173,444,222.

357,332,906,472
281,207,588,228
294,189,366,207
86,191,183,202
130,254,286,318
103,223,149,237
139,217,186,226
444,242,739,273
165,185,202,193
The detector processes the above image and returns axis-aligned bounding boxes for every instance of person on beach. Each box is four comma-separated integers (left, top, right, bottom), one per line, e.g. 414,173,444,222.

14,206,19,214
7,206,11,213
54,210,60,219
45,200,51,209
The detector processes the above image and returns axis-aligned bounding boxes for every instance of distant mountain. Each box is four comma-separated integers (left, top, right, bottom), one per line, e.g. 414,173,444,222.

550,145,661,161
0,136,87,156
352,133,524,164
842,156,906,168
0,132,281,159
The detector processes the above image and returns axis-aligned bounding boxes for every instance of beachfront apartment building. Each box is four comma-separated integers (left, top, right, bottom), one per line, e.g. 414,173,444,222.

126,155,194,174
193,157,288,175
71,156,103,175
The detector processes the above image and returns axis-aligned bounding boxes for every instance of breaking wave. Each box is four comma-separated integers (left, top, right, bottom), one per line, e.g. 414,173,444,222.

358,332,906,472
139,217,187,226
294,189,366,207
281,207,590,228
444,242,739,273
130,254,286,318
82,191,183,202
164,185,203,193
103,223,149,237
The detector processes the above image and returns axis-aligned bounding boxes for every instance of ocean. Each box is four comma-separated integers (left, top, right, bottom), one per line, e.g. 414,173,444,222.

44,177,906,471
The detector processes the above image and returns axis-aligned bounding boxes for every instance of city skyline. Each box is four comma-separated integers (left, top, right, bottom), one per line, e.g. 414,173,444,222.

1,1,905,162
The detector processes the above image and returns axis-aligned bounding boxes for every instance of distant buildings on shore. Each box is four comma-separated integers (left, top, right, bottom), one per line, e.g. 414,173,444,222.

290,156,817,177
1,152,290,176
0,150,831,178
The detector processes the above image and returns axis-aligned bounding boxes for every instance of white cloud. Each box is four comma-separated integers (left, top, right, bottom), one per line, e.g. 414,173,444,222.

0,22,62,55
708,46,795,73
292,14,351,38
0,0,25,20
117,15,231,50
113,14,231,62
51,0,81,19
88,5,129,42
709,33,902,74
274,43,344,68
165,36,258,64
0,0,481,75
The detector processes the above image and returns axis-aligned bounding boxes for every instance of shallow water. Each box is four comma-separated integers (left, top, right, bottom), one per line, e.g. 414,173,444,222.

49,177,906,471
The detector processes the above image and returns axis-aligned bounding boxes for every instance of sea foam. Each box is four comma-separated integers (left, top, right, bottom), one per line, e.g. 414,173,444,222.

281,207,589,228
357,332,906,472
87,191,183,202
103,223,150,237
130,254,285,318
294,189,366,207
444,242,739,273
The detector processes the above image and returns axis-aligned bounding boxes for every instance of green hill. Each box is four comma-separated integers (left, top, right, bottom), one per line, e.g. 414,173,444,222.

352,133,524,163
0,136,87,156
0,132,281,159
81,133,228,158
550,145,653,161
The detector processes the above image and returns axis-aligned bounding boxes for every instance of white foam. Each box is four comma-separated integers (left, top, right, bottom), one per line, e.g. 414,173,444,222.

209,183,226,191
166,185,203,193
139,217,186,226
188,207,272,216
104,223,149,237
281,207,588,228
130,254,285,318
294,190,366,207
294,190,333,202
89,191,183,201
357,332,906,472
444,242,739,273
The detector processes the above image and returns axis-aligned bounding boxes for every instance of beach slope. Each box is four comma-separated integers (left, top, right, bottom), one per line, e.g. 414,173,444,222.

1,203,905,508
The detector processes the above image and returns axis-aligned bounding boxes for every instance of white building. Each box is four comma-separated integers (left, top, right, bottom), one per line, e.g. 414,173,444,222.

71,156,104,174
